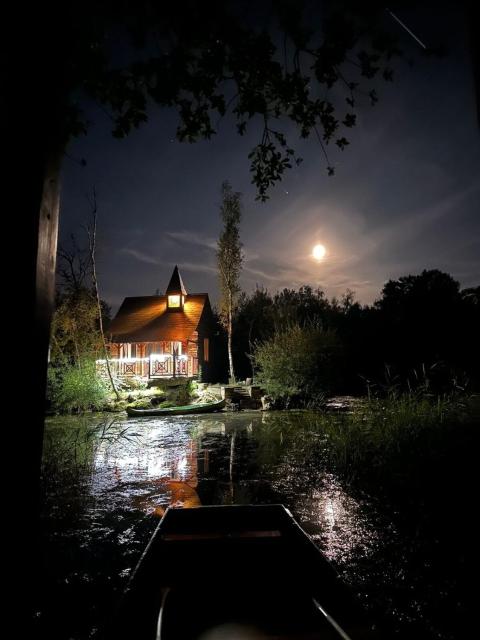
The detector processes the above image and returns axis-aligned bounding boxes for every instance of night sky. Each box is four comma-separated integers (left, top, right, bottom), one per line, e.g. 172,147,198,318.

60,5,479,314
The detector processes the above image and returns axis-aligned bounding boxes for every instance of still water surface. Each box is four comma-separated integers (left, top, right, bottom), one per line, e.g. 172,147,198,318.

39,411,468,639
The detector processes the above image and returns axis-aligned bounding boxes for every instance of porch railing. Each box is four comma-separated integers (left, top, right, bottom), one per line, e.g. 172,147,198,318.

96,354,193,379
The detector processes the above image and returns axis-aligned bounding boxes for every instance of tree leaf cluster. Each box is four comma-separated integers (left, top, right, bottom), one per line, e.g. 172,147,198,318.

217,180,243,324
34,0,409,200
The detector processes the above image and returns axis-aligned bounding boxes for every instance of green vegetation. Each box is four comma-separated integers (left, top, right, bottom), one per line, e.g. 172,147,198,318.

42,417,105,492
41,416,144,496
250,383,477,497
47,363,200,413
217,180,243,382
47,235,115,413
320,391,475,488
48,358,109,413
48,363,169,413
254,324,342,407
50,288,105,362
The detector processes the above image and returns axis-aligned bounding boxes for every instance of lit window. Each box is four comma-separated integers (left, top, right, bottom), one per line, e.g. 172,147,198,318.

168,294,181,308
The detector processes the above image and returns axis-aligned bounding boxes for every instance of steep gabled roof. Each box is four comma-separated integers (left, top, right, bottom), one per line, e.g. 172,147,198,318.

165,265,187,295
108,294,210,342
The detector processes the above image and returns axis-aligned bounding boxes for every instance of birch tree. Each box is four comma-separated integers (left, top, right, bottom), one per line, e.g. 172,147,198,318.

217,181,243,383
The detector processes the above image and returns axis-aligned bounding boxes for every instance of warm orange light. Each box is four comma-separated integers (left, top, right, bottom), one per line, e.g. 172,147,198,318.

312,244,326,261
168,294,181,308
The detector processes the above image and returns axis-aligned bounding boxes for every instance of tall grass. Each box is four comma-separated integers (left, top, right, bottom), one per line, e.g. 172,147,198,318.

41,417,142,496
256,382,476,494
320,389,474,487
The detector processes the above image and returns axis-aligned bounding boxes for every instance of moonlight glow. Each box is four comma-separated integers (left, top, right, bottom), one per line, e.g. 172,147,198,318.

312,244,326,261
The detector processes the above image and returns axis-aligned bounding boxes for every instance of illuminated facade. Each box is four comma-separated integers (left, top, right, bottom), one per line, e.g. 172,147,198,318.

100,266,215,380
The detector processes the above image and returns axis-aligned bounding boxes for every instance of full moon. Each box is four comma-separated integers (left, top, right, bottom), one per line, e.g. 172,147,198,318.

312,244,326,261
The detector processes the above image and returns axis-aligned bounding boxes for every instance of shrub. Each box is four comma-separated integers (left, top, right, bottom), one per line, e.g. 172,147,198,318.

48,358,109,412
254,324,342,407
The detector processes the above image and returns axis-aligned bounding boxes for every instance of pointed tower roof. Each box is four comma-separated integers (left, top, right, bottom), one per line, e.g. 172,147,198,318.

165,265,187,295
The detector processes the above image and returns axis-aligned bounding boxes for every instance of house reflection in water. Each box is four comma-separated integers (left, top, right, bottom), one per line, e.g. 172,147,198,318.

152,480,201,517
153,439,203,516
150,418,251,514
128,416,263,516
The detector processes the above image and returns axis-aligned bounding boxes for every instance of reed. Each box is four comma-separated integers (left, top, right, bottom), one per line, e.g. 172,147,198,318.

318,389,475,487
41,417,143,496
257,383,476,492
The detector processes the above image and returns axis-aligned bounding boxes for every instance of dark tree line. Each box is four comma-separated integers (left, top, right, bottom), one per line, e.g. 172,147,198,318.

232,270,480,393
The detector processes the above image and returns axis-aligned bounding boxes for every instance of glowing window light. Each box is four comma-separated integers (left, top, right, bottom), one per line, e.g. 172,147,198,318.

168,294,181,308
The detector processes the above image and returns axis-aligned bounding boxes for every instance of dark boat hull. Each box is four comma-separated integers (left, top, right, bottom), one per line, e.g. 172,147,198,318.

126,399,225,417
105,504,377,639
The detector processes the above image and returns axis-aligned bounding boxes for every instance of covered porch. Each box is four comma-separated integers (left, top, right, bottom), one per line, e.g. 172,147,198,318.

97,340,199,379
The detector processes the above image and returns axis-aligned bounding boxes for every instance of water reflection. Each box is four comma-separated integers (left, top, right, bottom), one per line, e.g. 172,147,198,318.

296,478,381,565
91,420,204,515
40,411,454,639
48,412,387,563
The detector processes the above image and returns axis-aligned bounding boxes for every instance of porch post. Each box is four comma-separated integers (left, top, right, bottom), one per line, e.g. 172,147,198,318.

172,345,177,379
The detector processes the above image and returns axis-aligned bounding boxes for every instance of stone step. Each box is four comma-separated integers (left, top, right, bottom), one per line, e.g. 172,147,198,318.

222,386,264,404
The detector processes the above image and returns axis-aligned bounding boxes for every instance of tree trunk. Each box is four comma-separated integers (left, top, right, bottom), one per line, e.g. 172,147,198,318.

31,148,62,484
227,292,235,382
88,196,120,400
8,0,72,525
11,134,64,624
248,321,255,379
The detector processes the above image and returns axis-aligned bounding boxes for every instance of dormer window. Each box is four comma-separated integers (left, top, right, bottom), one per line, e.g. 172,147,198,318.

165,265,187,311
168,294,182,308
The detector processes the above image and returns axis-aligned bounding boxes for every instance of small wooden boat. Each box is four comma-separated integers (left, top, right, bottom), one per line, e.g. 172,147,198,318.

106,504,379,639
126,399,225,417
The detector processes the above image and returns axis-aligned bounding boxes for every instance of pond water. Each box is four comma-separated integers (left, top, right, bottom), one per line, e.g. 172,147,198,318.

37,411,473,639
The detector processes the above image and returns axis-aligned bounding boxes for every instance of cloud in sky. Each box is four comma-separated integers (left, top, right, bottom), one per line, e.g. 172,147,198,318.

165,230,218,250
175,261,218,276
119,248,160,265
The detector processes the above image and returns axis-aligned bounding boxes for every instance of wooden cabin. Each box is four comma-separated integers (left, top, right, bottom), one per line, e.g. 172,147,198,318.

99,266,215,381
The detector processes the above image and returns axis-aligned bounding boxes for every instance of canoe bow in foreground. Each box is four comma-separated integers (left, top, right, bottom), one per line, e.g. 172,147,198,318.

106,504,379,639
